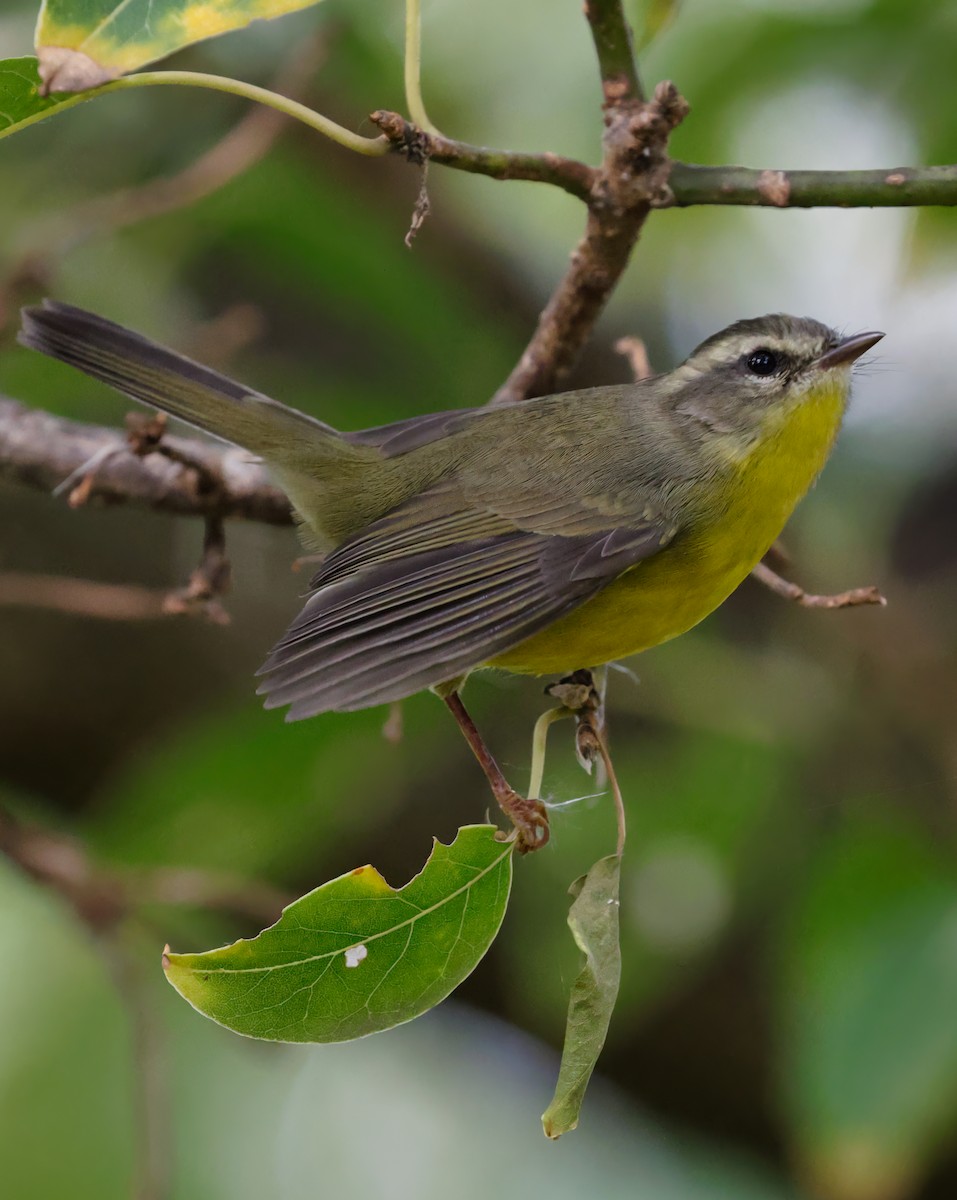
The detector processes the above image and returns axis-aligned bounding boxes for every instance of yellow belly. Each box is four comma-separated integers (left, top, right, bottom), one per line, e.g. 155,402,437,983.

488,529,760,674
489,379,846,676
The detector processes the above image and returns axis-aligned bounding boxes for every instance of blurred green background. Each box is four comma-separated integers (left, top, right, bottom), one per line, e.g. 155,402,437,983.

1,0,957,1197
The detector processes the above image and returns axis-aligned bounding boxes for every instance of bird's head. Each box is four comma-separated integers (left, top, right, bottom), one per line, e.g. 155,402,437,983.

667,314,883,453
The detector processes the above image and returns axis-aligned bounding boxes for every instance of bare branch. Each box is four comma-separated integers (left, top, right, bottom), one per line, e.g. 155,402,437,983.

667,162,957,208
162,515,233,624
368,122,957,214
491,80,689,403
584,0,645,105
0,397,293,525
751,560,887,610
369,110,595,201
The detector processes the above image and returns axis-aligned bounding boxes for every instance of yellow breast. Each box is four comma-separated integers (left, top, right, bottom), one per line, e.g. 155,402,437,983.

489,380,846,676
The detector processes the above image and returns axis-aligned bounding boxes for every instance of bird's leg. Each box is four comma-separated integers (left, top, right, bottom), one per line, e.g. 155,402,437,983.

545,667,625,855
545,668,606,772
530,667,609,797
442,691,550,853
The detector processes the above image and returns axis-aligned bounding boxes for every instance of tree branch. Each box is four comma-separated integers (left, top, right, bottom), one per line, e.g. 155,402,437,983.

490,80,688,403
483,4,667,403
0,397,293,524
369,111,595,201
751,560,886,610
667,162,957,208
584,0,645,105
379,8,673,406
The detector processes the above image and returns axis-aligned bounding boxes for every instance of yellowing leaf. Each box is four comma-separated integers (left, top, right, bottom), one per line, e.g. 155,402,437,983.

542,854,622,1138
164,825,514,1042
35,0,325,92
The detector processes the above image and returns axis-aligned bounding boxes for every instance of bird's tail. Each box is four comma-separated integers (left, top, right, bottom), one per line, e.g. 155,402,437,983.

18,300,348,467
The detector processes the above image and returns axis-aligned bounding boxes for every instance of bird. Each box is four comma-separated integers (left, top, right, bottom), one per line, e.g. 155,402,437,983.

19,301,882,848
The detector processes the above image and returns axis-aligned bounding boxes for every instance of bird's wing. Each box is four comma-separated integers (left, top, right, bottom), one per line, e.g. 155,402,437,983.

257,482,677,717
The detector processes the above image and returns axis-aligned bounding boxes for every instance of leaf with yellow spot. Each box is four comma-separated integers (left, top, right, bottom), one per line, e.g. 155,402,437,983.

35,0,326,93
164,825,514,1042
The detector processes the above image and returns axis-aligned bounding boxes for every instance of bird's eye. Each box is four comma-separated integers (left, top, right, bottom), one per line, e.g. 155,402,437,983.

746,349,780,376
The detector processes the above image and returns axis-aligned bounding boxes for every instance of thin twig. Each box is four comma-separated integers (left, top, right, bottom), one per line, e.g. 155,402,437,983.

161,514,232,624
491,80,689,403
367,122,957,213
370,110,595,201
751,560,886,609
185,303,266,368
584,0,645,105
666,162,957,208
404,161,432,247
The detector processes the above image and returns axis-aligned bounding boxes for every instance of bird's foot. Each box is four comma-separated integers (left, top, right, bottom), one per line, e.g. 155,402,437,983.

493,788,550,854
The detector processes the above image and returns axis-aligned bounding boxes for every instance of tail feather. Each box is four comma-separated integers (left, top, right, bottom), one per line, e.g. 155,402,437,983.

18,300,340,462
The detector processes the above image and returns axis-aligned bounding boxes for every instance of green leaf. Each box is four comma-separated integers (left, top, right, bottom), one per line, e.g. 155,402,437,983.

778,817,957,1198
542,854,622,1138
0,58,83,140
35,0,325,92
164,825,513,1042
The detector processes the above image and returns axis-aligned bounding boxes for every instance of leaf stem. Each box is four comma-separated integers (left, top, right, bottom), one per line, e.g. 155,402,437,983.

595,733,626,859
87,70,389,157
528,706,571,799
404,0,439,135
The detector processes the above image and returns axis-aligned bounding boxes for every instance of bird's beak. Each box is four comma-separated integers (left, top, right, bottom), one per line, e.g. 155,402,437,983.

815,331,884,370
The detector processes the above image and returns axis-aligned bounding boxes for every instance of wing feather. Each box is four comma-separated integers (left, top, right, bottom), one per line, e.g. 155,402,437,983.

257,484,678,716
